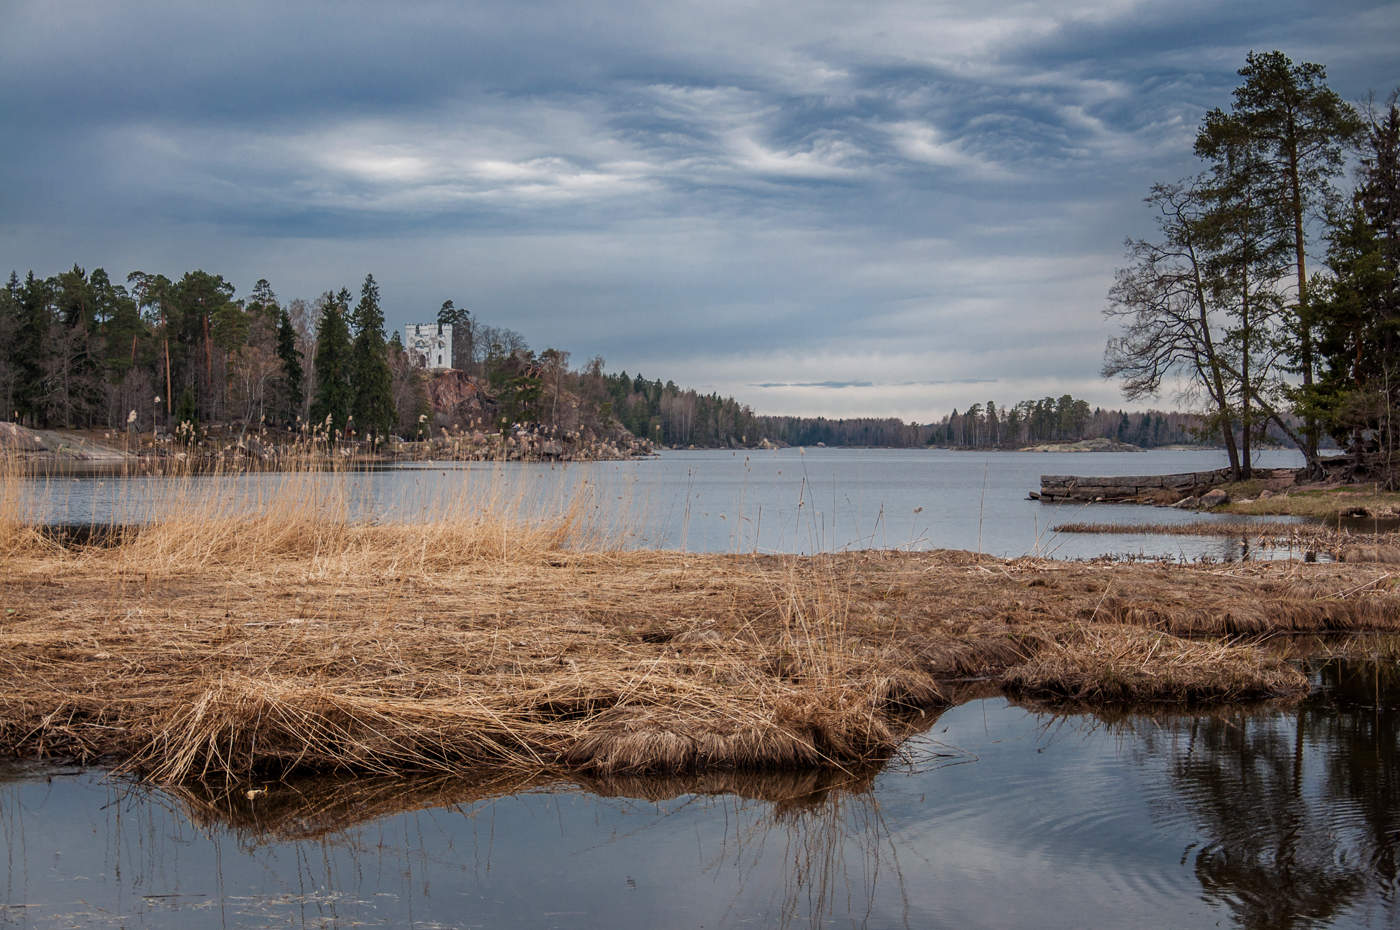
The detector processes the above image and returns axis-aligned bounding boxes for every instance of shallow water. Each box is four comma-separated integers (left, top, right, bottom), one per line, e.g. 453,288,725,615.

2,659,1394,929
22,447,1313,560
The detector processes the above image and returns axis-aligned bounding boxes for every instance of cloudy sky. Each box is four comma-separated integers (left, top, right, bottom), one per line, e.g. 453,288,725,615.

2,1,1397,419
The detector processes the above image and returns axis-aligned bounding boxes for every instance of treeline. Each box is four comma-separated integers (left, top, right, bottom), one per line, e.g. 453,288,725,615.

601,372,764,447
0,267,307,434
930,397,1202,449
1104,51,1398,483
759,416,928,447
0,267,424,441
0,266,763,447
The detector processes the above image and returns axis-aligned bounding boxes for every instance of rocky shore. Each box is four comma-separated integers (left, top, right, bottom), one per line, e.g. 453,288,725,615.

0,421,654,473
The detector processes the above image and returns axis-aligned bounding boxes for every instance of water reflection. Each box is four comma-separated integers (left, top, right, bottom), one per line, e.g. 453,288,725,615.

1104,658,1399,929
158,768,881,848
2,660,1395,929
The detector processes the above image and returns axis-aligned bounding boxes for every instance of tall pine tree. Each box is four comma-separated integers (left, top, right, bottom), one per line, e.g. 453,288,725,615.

1220,51,1363,467
310,289,353,435
349,273,395,440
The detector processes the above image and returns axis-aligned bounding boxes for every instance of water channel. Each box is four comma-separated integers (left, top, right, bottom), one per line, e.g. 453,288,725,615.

2,659,1395,929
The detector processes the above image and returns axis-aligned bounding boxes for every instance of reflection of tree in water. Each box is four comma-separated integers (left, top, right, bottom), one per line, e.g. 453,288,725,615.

1137,659,1398,929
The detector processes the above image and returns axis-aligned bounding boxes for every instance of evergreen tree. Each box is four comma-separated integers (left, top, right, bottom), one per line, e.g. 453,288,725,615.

349,274,395,439
174,384,198,430
310,289,353,435
276,308,303,424
13,273,52,426
1314,94,1400,476
437,298,473,370
0,273,21,418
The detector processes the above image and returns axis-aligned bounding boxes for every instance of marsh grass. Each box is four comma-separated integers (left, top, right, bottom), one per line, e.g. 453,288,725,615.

2,459,1399,785
1225,485,1400,519
1004,626,1310,703
1052,520,1323,539
1052,520,1400,565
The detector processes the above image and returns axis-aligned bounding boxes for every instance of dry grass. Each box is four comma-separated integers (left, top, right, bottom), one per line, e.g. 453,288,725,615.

2,462,1399,785
1225,485,1400,519
1051,520,1330,539
1004,626,1309,703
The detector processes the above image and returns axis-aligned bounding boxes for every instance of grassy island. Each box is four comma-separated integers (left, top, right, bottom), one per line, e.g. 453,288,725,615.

2,466,1398,787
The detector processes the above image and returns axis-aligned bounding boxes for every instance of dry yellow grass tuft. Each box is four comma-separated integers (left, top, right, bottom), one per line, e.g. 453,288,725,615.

1004,626,1310,703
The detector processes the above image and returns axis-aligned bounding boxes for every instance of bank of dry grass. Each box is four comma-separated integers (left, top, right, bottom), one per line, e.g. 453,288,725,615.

1225,485,1400,519
2,462,1398,785
1004,626,1309,702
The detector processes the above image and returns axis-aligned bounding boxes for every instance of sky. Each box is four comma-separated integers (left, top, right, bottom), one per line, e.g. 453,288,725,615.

2,1,1397,421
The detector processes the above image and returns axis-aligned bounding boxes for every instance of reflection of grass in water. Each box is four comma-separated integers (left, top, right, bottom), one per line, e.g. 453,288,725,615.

1053,520,1400,564
155,766,882,846
154,763,908,930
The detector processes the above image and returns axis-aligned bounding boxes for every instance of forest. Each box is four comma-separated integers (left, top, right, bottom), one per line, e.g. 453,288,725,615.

0,266,1268,453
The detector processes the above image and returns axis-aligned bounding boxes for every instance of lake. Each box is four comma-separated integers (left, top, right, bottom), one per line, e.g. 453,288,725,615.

26,447,1309,560
2,658,1394,929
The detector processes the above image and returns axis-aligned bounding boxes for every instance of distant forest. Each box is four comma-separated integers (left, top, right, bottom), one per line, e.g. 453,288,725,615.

0,265,1226,451
612,379,1218,450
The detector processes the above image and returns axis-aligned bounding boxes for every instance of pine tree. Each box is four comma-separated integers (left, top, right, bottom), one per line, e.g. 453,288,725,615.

1215,51,1364,466
349,273,395,439
310,290,353,435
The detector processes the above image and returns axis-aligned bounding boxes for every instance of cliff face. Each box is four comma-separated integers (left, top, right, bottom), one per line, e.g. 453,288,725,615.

426,371,494,430
423,370,634,441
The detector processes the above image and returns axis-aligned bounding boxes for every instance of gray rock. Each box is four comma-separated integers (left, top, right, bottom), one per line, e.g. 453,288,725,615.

1199,488,1229,507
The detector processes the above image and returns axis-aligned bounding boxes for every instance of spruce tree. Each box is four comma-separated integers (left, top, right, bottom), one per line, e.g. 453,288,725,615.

310,290,353,435
349,273,395,440
276,308,303,424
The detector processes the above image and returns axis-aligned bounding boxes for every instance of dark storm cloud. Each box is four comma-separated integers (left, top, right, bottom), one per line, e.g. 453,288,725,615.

2,0,1397,418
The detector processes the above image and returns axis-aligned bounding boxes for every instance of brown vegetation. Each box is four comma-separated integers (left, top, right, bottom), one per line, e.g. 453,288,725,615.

1224,484,1400,520
1052,520,1400,564
1,464,1398,786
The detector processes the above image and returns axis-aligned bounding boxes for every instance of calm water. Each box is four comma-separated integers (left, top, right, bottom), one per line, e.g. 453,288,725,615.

28,447,1309,560
2,659,1394,929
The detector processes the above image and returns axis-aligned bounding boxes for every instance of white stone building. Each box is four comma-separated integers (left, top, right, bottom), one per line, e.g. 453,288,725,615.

403,323,453,370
